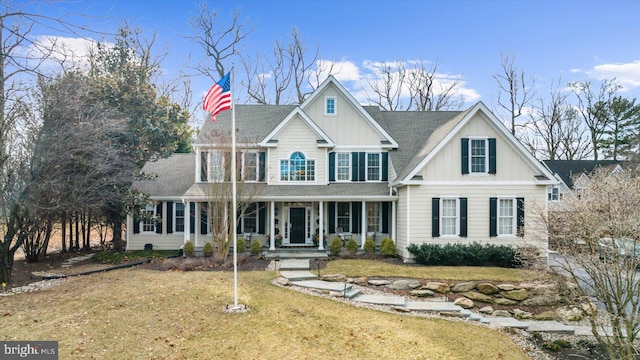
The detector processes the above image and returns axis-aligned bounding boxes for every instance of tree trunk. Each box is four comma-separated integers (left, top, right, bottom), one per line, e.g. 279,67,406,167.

74,213,80,251
0,246,14,284
84,214,91,250
61,215,67,253
112,217,124,252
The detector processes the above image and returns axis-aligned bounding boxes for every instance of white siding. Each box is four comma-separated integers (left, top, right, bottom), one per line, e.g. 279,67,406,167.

395,187,409,258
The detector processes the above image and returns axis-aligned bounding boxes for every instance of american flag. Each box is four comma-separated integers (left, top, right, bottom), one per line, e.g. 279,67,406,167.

203,72,231,122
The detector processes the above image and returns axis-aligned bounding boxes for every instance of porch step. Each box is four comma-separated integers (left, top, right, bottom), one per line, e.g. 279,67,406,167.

291,280,353,292
279,259,310,271
265,250,328,260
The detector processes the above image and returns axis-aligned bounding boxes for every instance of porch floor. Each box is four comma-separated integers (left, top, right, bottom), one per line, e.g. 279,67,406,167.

265,248,328,260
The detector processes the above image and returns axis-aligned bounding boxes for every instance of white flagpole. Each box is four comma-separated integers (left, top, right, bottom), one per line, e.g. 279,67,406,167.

231,65,238,307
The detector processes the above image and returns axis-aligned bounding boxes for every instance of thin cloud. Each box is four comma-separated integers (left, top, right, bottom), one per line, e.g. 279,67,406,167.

589,60,640,90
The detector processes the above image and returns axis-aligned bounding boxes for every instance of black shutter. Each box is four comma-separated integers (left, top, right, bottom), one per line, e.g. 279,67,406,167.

328,202,335,233
259,202,266,234
381,202,389,234
329,152,335,181
359,152,366,181
223,151,232,181
236,208,241,234
133,215,140,234
200,203,208,235
488,138,496,174
236,151,242,180
156,203,163,234
517,197,525,236
190,202,195,234
489,198,497,237
432,198,440,237
200,151,208,182
461,138,469,174
259,152,266,181
460,198,468,237
351,152,359,181
351,202,361,233
381,152,388,181
166,202,173,234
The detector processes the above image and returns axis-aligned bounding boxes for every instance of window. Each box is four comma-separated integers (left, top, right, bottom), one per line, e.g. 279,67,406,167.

470,139,487,173
141,205,156,233
462,138,495,175
210,152,225,182
336,153,350,181
441,199,458,236
366,202,381,232
280,151,315,181
242,203,257,232
175,203,185,232
337,202,350,232
243,152,258,181
200,152,208,182
548,187,560,201
367,153,381,181
325,96,336,115
498,198,516,235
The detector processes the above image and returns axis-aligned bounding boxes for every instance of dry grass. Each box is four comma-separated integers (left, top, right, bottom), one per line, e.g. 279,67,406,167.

0,268,531,359
325,259,551,282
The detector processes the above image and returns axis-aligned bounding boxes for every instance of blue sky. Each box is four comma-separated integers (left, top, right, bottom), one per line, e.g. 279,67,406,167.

15,0,640,123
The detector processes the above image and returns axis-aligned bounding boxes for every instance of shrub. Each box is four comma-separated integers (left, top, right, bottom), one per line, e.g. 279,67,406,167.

407,242,521,268
236,237,246,253
363,238,376,254
329,237,342,257
183,241,195,257
345,239,358,255
380,238,397,257
202,242,214,257
250,240,262,256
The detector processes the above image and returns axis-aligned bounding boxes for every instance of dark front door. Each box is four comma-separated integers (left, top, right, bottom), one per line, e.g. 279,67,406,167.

290,208,306,244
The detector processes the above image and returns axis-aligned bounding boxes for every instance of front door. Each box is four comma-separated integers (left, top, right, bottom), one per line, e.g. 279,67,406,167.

289,207,306,244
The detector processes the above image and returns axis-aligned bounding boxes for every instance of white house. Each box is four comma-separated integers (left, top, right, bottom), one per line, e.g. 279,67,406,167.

127,76,557,260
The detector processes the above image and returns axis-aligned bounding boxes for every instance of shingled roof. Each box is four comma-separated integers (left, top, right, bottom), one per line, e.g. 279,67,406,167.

543,160,623,189
134,154,195,197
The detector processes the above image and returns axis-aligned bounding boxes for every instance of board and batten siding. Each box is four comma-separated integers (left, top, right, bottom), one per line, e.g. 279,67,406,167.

304,84,383,146
267,114,327,184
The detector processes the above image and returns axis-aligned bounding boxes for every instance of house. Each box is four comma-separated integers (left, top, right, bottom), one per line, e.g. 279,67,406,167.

126,76,557,261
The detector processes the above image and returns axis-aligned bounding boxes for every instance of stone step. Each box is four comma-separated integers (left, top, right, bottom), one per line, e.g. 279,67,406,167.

279,270,318,281
404,301,463,312
525,321,575,334
352,294,406,306
480,317,530,329
265,251,328,259
279,259,310,271
343,288,361,299
292,280,353,292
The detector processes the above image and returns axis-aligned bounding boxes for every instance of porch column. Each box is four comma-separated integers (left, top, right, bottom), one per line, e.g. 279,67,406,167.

195,202,200,246
318,201,324,250
361,200,367,249
183,201,190,244
270,201,276,250
392,200,397,242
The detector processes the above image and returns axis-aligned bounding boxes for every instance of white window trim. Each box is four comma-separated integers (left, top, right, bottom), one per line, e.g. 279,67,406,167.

240,204,259,233
209,151,225,182
279,151,317,183
242,151,259,182
336,152,351,182
548,187,560,202
366,202,382,233
439,196,460,239
174,202,185,233
324,96,337,116
469,137,489,176
366,152,382,182
336,202,351,232
141,205,157,234
497,196,517,237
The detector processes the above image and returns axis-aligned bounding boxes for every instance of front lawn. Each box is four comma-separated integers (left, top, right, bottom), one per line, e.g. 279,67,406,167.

0,268,530,359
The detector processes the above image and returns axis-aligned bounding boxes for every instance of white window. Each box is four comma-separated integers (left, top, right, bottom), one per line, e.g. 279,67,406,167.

242,203,257,232
548,187,560,201
243,152,258,181
470,139,487,173
336,153,350,181
174,203,185,232
141,205,156,233
280,151,315,182
210,151,225,182
440,198,459,236
366,202,381,232
367,153,381,181
498,198,516,236
325,96,336,115
337,202,350,232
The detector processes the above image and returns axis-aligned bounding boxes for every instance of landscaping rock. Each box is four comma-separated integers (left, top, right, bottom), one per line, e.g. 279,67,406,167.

321,274,347,282
512,309,533,319
492,310,512,317
410,289,434,297
424,282,450,293
353,277,368,286
497,283,516,291
391,306,410,313
494,297,519,306
461,291,493,303
440,311,465,318
500,289,529,301
479,306,494,314
521,294,560,307
476,282,499,295
557,307,583,322
451,282,476,293
389,279,422,290
453,297,474,309
368,279,391,286
275,278,291,286
581,301,598,316
533,310,557,321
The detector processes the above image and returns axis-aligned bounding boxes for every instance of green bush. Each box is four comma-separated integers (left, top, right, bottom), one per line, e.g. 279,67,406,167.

250,240,262,256
183,241,195,257
202,242,214,257
363,238,376,254
380,238,397,257
541,339,571,352
236,237,246,253
329,237,342,257
345,239,358,255
406,242,521,268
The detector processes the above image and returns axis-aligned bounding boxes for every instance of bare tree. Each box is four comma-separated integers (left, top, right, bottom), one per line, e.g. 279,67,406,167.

493,53,536,136
547,169,640,359
364,61,406,111
407,58,464,111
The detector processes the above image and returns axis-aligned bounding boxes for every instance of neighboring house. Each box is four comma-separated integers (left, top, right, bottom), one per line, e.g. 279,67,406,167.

127,76,557,260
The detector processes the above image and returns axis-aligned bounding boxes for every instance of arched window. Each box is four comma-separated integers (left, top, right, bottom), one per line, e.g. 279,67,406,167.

280,151,315,181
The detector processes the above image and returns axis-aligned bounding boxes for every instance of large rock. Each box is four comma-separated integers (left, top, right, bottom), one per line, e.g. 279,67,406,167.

451,282,476,293
557,307,583,322
533,311,557,321
461,291,493,303
410,289,434,297
453,297,474,309
368,279,391,286
497,283,516,291
512,309,533,319
275,278,291,286
479,306,494,314
520,294,560,307
500,289,529,301
492,310,512,317
476,282,500,295
424,282,450,294
494,297,519,306
321,274,347,282
389,279,422,290
353,277,368,286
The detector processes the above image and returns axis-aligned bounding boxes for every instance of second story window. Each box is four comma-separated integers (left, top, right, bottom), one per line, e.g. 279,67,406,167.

280,151,315,182
210,152,225,182
243,152,258,181
470,139,487,173
325,96,336,115
336,153,350,181
367,153,381,181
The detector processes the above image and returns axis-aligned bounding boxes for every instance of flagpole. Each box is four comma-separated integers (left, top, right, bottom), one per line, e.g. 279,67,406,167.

231,65,238,307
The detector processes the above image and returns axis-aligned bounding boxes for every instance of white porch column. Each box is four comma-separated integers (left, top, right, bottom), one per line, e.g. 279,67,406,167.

319,201,324,250
392,200,397,242
270,201,276,250
195,202,200,246
361,200,367,249
183,201,190,244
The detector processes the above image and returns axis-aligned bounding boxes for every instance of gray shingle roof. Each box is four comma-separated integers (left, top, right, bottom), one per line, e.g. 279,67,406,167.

133,154,195,197
543,160,631,189
183,182,392,200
